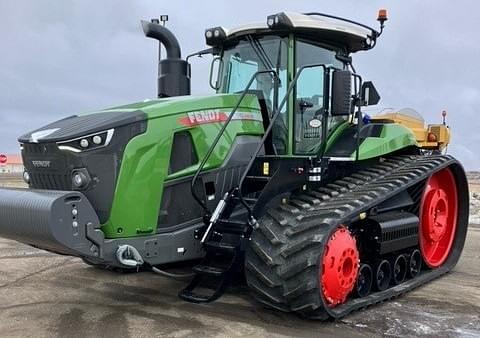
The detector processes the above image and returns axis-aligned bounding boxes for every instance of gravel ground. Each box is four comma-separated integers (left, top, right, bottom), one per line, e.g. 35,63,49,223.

468,172,480,224
0,174,478,337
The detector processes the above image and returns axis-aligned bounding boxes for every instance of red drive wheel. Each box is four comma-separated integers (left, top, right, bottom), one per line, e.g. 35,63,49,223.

419,167,458,268
321,227,359,306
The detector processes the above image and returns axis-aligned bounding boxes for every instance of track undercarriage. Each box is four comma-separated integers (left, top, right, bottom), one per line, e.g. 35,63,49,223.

245,155,469,319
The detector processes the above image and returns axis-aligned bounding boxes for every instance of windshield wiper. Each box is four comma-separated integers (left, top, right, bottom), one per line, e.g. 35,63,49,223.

246,35,274,72
252,37,275,71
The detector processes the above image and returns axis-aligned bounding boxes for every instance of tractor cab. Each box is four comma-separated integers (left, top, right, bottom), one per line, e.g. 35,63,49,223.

175,12,389,303
205,12,385,156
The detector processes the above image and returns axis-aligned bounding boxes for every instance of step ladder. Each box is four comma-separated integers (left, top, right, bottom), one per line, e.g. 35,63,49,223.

178,203,253,303
179,65,314,303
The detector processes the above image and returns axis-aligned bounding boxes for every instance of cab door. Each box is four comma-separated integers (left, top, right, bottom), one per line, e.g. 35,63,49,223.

293,39,345,155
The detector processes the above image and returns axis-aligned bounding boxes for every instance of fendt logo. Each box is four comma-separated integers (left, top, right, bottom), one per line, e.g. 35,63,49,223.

32,160,51,168
178,110,227,126
178,110,262,127
186,110,225,125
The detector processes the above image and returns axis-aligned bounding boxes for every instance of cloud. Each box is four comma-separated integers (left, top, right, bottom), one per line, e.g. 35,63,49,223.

0,1,479,169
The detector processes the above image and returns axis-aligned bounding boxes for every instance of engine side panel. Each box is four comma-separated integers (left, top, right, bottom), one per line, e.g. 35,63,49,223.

102,97,264,238
325,123,418,160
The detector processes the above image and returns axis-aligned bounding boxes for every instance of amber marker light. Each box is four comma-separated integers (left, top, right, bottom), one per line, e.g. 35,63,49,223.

377,9,388,24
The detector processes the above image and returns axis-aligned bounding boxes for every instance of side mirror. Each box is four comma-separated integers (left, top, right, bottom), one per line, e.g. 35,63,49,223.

209,57,223,90
331,70,352,116
361,81,381,106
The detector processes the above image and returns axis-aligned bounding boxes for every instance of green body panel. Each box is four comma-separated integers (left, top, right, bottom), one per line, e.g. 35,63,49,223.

356,124,417,160
325,121,351,153
105,94,260,119
101,94,264,238
99,92,416,239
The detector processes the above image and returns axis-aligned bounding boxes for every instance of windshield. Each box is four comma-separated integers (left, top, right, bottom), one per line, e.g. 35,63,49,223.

219,36,288,113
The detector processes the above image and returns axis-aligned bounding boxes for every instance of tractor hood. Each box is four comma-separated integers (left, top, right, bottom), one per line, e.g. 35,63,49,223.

18,94,260,144
105,93,260,119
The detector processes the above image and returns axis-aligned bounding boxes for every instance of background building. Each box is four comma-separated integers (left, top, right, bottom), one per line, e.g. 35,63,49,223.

0,154,23,173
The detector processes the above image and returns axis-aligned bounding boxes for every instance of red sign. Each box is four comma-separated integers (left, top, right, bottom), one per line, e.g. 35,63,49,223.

0,154,6,165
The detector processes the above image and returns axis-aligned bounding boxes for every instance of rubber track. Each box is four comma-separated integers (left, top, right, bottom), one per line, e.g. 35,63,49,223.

244,155,469,319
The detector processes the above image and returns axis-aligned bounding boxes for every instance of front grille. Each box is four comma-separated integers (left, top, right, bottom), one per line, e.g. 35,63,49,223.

20,119,147,224
23,143,45,154
29,172,70,190
22,143,71,190
23,141,118,223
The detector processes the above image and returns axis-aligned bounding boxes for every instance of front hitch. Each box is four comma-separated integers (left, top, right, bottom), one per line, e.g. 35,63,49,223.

0,188,104,258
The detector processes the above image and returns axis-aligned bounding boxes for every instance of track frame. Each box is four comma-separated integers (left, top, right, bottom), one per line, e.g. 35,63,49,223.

245,155,469,319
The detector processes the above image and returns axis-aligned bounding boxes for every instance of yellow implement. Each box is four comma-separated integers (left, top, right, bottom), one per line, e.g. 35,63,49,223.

371,109,450,150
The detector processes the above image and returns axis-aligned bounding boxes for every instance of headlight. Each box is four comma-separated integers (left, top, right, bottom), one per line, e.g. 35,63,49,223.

72,169,91,189
92,135,102,145
205,26,226,46
80,139,89,148
266,13,293,29
57,128,114,153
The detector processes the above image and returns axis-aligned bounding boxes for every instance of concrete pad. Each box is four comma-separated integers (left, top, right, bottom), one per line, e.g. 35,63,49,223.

0,227,478,337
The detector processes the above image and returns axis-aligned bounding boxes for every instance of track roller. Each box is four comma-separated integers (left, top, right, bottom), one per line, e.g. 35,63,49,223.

374,260,391,291
356,263,373,298
391,255,407,285
408,249,422,278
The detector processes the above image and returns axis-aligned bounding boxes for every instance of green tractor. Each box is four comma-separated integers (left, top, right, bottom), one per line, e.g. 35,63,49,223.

0,11,469,319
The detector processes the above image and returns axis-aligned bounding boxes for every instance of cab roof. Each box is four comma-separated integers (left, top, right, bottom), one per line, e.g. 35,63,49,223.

216,12,378,53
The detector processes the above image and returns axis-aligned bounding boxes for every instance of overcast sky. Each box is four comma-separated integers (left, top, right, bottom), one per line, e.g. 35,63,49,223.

1,1,479,169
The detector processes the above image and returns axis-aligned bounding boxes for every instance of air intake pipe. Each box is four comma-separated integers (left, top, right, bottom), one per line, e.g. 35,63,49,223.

141,20,191,98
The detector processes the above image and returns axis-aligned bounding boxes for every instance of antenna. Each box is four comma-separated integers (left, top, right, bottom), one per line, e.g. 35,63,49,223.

442,110,447,125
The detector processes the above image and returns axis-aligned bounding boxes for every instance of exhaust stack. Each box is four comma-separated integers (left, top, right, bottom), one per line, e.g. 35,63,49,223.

142,20,191,98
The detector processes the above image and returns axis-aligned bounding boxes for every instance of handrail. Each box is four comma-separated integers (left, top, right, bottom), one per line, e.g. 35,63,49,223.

351,73,363,162
190,70,279,213
237,63,329,221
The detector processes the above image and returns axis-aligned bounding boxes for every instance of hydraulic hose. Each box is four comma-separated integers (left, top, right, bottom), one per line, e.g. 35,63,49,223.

150,266,195,280
116,245,194,280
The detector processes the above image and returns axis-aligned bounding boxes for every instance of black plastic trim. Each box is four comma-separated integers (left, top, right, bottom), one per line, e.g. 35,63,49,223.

19,110,147,143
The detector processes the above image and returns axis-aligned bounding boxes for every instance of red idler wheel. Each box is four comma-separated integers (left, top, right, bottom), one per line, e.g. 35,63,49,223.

419,167,458,268
321,226,359,307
